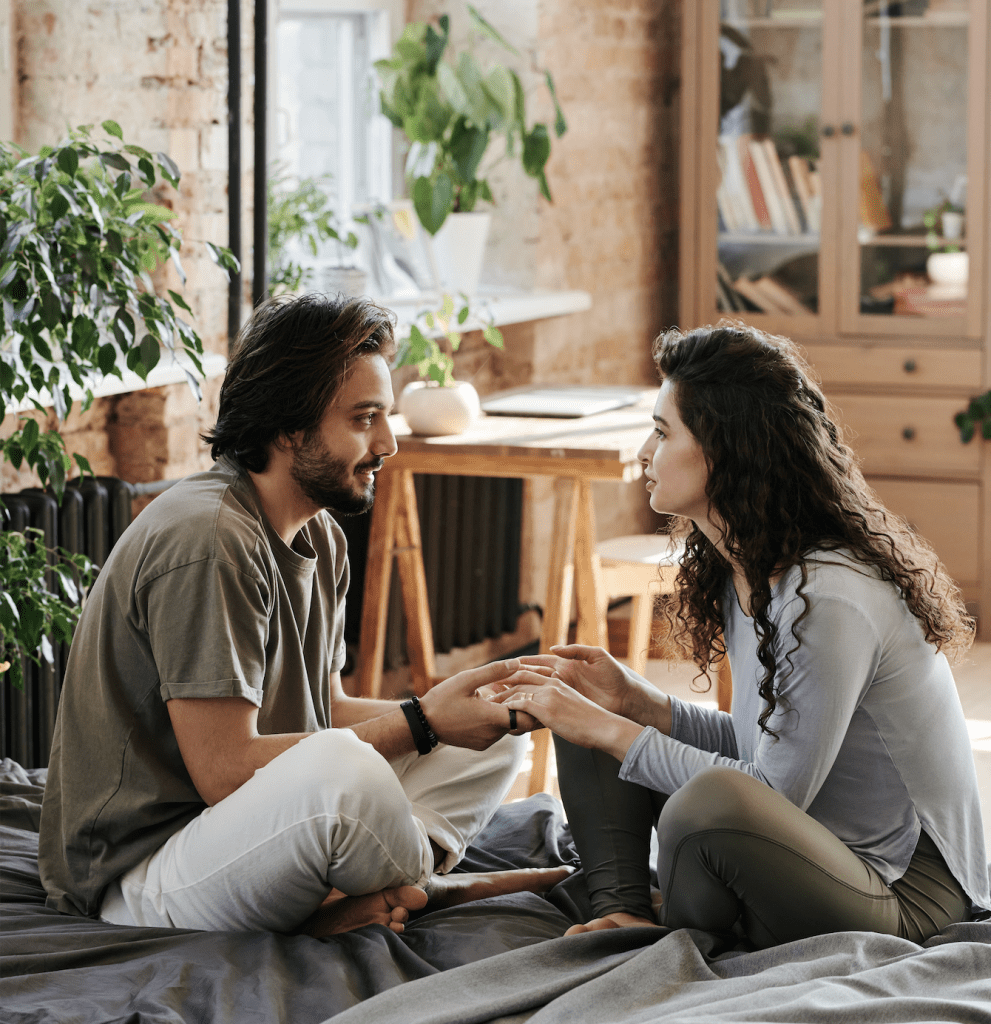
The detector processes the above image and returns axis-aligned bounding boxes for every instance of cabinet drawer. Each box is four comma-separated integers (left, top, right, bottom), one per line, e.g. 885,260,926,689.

866,478,980,586
830,394,980,478
803,345,980,391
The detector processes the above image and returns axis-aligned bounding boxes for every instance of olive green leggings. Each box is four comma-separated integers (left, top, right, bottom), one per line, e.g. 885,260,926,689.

555,737,970,948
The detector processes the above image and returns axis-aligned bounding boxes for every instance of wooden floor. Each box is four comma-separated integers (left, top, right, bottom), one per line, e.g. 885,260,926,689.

511,643,991,853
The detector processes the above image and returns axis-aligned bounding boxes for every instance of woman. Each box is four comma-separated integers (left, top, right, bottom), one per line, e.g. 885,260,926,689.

499,323,989,948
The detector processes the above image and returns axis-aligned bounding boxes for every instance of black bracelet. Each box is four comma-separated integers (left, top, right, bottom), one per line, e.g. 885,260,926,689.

401,696,438,755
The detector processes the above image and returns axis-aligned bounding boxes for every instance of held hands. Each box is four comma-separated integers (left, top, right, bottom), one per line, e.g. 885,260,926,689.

518,645,639,717
418,659,543,751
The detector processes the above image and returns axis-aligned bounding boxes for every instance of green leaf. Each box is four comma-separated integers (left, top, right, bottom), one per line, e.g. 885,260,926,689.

126,345,147,380
482,324,504,349
412,173,453,235
40,290,61,330
106,229,123,255
101,151,130,172
457,305,470,325
20,417,40,455
113,169,132,197
139,333,160,374
424,17,449,73
449,118,489,184
98,342,118,377
522,123,551,178
73,452,93,478
0,260,16,289
102,120,124,139
544,70,568,137
138,156,155,185
156,151,181,186
56,146,79,177
48,192,69,220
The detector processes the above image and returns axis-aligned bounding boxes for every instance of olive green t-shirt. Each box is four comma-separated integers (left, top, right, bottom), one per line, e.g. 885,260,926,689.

38,456,349,917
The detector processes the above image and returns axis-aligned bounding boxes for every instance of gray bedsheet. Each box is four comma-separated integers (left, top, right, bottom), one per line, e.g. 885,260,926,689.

3,757,991,1023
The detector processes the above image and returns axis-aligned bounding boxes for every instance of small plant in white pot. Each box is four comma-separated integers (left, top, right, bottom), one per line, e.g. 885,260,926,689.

395,295,503,436
375,4,566,296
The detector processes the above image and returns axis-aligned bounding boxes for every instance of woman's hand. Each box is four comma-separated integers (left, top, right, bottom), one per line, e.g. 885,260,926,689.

487,672,644,762
518,646,638,715
518,646,673,735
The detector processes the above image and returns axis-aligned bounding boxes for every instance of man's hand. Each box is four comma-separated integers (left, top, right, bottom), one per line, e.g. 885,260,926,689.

418,659,541,749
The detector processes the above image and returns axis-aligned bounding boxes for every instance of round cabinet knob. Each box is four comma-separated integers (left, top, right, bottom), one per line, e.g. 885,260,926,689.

902,427,916,441
903,359,917,373
841,122,855,136
821,124,836,138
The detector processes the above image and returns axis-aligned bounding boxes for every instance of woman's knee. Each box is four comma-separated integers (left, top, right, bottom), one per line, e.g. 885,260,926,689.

657,766,763,845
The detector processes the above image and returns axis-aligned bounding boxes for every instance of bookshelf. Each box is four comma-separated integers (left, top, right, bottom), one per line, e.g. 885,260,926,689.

680,0,991,636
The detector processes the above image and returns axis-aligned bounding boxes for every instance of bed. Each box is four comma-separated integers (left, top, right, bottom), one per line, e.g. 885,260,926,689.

3,757,990,1023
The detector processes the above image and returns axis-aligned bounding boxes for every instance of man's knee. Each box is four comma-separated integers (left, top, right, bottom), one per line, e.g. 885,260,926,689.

264,728,412,820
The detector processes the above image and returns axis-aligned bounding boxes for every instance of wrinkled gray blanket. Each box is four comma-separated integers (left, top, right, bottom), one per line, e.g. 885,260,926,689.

3,758,990,1024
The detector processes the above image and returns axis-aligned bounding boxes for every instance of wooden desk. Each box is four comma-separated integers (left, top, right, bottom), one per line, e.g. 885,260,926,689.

357,389,658,793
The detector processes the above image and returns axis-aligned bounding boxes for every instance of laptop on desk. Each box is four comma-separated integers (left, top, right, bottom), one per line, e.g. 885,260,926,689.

481,386,641,419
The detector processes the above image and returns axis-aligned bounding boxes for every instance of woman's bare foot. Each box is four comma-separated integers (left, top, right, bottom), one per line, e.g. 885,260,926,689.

425,865,574,909
564,911,660,936
300,885,428,937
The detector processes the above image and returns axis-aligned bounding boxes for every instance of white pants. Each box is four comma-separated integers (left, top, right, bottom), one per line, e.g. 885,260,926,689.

99,728,527,933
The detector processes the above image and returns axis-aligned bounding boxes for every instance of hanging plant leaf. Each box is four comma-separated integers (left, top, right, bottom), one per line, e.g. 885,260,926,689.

101,120,124,139
412,173,453,235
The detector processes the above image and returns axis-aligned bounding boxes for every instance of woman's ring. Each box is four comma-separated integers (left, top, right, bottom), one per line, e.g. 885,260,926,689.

508,709,518,731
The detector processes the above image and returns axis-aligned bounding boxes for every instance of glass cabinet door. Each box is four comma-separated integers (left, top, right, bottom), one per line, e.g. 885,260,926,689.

840,0,986,337
710,1,831,328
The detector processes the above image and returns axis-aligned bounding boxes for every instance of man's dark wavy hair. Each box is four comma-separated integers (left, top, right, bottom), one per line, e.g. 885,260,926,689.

203,293,397,472
654,321,974,735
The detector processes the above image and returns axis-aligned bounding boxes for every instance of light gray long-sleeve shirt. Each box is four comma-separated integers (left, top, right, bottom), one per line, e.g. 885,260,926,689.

619,550,990,912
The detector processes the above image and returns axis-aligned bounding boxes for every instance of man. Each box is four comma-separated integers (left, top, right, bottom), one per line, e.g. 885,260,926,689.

39,293,562,937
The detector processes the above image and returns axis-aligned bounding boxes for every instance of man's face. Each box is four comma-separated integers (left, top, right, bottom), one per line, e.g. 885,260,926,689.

289,354,397,516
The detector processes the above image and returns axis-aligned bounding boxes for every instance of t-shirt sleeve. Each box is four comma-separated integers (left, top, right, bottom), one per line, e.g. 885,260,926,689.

140,555,273,706
620,594,882,807
330,541,348,674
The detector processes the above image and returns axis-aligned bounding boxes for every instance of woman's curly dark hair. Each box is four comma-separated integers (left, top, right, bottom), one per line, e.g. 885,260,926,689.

654,322,974,734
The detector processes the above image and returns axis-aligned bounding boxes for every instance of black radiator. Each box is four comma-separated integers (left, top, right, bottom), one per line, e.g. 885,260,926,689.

1,478,134,769
339,474,524,673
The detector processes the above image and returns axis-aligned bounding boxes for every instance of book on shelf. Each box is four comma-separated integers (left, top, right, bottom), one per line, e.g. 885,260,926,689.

747,139,792,235
738,135,773,231
762,139,803,234
718,136,758,232
733,275,808,315
787,155,821,233
859,150,892,232
717,262,743,312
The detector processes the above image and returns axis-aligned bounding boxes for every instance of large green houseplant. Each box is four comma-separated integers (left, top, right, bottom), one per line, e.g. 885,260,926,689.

0,121,238,688
376,4,567,236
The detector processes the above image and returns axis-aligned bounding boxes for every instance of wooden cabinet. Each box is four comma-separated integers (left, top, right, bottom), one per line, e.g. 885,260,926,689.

680,1,991,635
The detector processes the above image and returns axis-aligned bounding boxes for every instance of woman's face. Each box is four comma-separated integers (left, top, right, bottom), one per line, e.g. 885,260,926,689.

636,380,710,523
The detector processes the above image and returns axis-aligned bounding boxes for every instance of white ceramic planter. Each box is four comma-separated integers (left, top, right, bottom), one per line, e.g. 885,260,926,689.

399,380,481,436
927,250,968,287
429,212,491,296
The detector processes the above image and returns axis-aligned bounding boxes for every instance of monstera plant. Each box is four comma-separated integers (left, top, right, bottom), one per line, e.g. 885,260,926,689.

0,121,238,688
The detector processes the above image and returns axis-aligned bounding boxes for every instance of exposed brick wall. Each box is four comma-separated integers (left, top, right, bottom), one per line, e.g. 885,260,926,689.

3,0,248,498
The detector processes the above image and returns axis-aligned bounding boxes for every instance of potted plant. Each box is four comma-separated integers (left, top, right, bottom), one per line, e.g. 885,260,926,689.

395,293,504,435
267,166,363,296
955,391,991,444
0,121,237,689
375,3,567,296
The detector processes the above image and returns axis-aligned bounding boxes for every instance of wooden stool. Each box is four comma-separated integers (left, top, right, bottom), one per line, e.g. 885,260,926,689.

595,534,733,712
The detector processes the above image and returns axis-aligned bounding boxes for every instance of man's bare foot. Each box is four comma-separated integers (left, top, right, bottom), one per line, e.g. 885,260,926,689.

425,865,574,909
299,885,428,937
564,911,660,936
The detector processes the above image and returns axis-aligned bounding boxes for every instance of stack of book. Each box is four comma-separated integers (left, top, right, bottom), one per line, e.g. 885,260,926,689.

716,133,821,237
717,263,810,315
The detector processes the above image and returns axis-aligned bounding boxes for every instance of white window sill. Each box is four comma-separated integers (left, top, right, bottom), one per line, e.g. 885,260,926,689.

8,289,591,416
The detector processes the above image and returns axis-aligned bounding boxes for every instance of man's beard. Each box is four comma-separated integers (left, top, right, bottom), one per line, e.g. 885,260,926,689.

290,432,383,517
